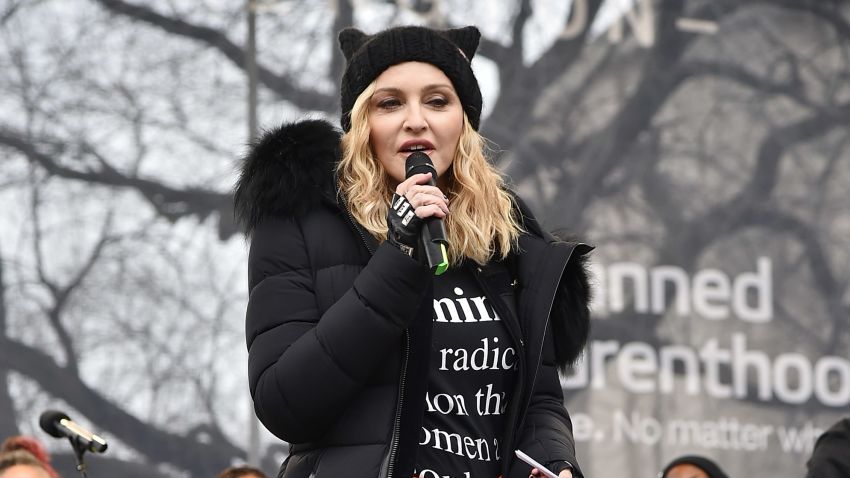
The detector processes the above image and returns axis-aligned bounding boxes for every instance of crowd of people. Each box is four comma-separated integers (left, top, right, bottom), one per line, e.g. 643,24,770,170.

0,417,847,476
0,434,269,478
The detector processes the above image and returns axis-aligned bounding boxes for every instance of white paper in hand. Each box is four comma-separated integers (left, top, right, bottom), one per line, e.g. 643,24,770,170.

515,449,560,478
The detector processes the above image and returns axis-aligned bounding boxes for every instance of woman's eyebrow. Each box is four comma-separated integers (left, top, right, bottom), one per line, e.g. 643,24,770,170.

373,84,453,95
421,83,453,91
373,87,402,95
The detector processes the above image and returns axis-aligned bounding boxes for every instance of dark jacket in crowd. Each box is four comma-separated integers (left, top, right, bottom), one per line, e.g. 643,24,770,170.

805,417,850,478
236,119,591,478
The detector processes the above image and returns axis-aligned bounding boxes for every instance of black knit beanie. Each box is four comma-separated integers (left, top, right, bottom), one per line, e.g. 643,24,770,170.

662,455,730,478
338,25,483,132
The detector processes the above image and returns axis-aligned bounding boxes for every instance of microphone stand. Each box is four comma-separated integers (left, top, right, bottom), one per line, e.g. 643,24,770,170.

69,436,91,478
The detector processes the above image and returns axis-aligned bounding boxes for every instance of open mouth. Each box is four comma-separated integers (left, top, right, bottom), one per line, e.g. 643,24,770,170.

399,140,435,154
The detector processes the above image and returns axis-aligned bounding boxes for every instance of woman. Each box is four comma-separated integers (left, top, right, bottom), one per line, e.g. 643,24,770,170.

0,436,56,478
235,25,591,478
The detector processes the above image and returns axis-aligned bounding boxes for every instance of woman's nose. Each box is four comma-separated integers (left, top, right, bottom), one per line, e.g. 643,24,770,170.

403,104,428,132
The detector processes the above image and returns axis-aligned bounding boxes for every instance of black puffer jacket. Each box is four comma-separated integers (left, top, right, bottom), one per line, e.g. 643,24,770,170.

235,119,592,478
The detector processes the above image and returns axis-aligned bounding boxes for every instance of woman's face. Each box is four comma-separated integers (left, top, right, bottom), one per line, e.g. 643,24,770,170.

665,464,710,478
367,61,464,189
0,465,50,478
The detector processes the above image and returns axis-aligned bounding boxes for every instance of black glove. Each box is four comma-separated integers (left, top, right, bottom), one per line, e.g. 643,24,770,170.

386,193,423,257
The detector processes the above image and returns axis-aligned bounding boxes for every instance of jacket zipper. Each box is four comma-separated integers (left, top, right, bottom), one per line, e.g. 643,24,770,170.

471,265,524,349
518,246,574,427
385,331,410,478
472,265,525,478
340,198,406,478
344,209,376,255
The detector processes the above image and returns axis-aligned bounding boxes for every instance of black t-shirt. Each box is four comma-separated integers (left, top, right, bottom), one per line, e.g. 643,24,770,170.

414,265,518,478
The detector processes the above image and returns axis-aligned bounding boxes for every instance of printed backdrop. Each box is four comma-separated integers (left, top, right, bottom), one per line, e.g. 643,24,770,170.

0,0,847,477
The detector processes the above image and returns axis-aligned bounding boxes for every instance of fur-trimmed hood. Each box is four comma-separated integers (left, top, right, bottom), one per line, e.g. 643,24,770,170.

234,119,341,237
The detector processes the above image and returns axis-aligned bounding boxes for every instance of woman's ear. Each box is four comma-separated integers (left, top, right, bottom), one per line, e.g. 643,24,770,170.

338,27,370,60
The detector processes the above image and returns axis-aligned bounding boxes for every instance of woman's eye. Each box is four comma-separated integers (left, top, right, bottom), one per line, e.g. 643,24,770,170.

377,98,401,109
427,97,448,107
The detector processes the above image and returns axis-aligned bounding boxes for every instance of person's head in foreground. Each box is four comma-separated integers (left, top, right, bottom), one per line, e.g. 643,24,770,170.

661,455,729,478
215,465,268,478
0,451,50,478
0,436,57,478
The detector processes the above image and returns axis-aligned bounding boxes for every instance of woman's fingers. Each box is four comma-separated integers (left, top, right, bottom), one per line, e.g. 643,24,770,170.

529,467,572,478
394,172,434,196
410,192,449,216
396,174,442,196
395,173,449,218
409,190,449,214
413,203,447,219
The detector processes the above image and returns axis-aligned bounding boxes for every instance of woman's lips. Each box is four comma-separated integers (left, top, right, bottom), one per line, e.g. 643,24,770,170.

399,139,435,152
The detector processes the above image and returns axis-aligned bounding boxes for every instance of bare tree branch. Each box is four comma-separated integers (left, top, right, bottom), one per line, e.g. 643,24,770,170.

704,101,850,230
0,0,27,25
91,0,336,111
0,128,236,238
505,43,619,189
677,60,813,108
632,101,850,357
545,2,688,226
483,0,606,151
508,0,533,59
538,0,752,230
768,0,850,40
29,178,80,373
642,95,850,266
330,0,354,84
741,207,848,353
477,37,510,64
0,241,20,438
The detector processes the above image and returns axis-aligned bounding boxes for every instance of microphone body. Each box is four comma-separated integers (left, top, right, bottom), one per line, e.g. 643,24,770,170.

39,410,108,453
404,152,449,275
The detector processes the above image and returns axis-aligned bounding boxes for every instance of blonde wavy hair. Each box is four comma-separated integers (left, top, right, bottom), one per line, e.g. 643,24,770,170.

337,81,523,266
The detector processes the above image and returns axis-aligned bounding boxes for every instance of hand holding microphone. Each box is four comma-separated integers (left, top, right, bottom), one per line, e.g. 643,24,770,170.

386,152,449,275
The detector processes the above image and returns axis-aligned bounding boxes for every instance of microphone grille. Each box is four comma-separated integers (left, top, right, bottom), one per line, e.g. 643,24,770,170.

405,151,436,179
38,410,70,438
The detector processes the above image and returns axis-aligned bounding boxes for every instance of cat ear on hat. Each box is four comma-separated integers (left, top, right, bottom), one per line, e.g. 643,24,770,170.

443,26,480,60
338,27,370,60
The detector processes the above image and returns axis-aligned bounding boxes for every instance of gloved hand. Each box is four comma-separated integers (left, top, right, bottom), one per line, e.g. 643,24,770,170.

386,193,423,258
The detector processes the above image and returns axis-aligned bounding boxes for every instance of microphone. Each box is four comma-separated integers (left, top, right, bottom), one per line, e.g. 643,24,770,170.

39,410,108,454
405,152,449,275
